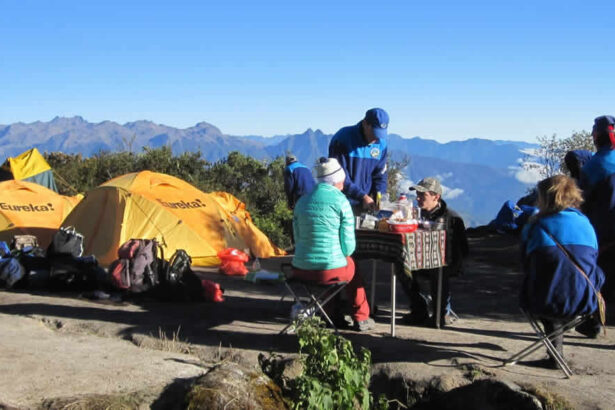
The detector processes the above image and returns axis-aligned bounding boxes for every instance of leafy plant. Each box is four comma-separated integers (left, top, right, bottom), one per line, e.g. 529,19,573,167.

521,130,594,178
289,317,384,410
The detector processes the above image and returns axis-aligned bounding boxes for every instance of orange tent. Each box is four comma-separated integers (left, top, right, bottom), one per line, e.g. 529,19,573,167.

62,171,285,266
0,180,81,248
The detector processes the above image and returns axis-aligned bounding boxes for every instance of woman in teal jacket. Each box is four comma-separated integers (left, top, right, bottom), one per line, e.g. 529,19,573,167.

292,157,373,331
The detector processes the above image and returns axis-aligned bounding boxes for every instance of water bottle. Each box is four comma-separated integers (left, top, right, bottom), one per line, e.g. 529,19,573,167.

290,302,304,320
251,257,261,272
397,194,410,219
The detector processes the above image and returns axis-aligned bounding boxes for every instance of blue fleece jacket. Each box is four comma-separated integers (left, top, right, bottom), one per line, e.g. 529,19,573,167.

328,122,388,206
521,208,605,318
580,148,615,246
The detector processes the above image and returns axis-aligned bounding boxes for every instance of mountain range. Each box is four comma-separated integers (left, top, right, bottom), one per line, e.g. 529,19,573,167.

0,117,539,226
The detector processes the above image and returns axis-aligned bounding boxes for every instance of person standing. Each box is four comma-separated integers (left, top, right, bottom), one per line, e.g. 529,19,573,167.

328,108,389,214
580,115,615,303
291,158,374,331
283,154,316,209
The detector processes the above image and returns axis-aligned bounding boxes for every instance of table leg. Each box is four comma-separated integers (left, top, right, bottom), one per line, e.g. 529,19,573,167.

435,266,443,329
370,260,376,313
391,263,396,337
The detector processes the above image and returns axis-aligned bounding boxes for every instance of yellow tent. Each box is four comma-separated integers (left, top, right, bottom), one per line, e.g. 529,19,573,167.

0,148,59,192
62,171,285,267
0,180,81,248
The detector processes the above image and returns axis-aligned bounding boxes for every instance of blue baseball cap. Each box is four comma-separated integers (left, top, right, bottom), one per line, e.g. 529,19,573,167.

364,108,389,140
593,115,615,131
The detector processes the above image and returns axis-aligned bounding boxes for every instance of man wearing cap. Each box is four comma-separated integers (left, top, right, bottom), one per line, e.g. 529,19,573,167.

580,115,615,305
404,177,469,327
329,108,389,213
283,154,316,209
291,157,375,332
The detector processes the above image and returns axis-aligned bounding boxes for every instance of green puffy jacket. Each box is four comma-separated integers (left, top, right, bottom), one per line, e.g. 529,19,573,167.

292,183,356,270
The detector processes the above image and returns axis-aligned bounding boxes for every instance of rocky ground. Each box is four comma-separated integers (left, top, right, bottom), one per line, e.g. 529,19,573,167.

0,232,613,409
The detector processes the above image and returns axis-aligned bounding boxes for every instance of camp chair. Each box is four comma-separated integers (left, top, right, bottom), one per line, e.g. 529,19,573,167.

278,263,349,335
503,308,592,378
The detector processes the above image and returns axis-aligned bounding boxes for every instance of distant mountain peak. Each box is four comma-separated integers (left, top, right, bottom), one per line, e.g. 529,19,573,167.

50,115,86,124
300,128,327,137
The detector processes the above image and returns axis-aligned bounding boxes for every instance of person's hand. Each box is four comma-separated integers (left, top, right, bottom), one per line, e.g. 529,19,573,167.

362,194,375,211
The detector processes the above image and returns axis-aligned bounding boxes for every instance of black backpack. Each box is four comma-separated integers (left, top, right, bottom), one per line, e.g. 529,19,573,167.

47,227,84,258
155,249,203,301
164,249,192,285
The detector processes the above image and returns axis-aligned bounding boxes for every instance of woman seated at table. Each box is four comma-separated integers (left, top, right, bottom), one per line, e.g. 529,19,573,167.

521,175,605,368
291,157,374,332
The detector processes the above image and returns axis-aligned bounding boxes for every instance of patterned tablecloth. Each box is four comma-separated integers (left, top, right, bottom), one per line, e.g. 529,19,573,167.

353,229,446,277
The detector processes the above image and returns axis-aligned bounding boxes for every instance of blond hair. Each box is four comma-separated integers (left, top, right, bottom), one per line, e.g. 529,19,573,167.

536,175,583,215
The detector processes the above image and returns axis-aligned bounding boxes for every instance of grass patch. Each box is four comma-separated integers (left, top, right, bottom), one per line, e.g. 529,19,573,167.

40,391,151,410
521,384,575,410
458,364,494,382
131,326,194,354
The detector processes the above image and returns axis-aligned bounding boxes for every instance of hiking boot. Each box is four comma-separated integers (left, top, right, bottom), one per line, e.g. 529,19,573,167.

402,313,429,326
575,318,601,339
354,318,375,332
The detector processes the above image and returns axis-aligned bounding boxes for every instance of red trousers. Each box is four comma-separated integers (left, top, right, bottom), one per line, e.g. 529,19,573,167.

292,256,370,322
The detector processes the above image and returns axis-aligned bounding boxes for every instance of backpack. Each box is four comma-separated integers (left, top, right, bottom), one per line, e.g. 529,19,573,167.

47,227,84,258
11,235,39,251
164,249,192,286
155,249,210,302
0,257,25,288
109,239,163,293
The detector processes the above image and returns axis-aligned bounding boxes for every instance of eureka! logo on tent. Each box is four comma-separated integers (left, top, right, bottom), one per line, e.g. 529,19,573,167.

0,202,55,212
156,198,207,209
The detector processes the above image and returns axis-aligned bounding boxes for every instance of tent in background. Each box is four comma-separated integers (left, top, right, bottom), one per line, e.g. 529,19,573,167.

62,171,285,267
0,180,81,248
0,148,58,192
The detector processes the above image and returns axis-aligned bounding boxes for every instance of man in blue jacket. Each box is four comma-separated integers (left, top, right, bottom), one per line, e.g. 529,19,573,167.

329,108,389,214
580,115,615,302
283,155,315,209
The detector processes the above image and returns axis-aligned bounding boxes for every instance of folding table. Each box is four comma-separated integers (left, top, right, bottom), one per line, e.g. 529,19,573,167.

354,228,447,336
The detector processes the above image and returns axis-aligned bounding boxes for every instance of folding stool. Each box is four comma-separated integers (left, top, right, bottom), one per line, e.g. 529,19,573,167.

503,308,591,378
278,263,349,335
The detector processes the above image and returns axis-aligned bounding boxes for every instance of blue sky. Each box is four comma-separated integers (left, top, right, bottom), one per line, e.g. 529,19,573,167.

1,1,614,142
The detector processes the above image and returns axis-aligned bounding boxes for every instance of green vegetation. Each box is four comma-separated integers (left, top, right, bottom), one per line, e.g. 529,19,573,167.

285,317,386,410
46,147,403,250
46,148,293,248
523,130,594,178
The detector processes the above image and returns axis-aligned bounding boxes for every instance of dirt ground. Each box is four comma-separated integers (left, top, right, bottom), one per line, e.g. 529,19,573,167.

0,232,613,409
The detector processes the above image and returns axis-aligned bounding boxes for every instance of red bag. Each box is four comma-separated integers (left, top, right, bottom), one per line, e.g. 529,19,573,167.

217,248,249,276
201,279,224,302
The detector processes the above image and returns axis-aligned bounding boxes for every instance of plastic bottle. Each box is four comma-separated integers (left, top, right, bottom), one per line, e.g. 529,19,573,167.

251,257,261,272
397,194,410,219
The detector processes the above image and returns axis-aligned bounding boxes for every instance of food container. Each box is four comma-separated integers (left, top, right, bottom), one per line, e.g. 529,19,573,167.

387,220,419,233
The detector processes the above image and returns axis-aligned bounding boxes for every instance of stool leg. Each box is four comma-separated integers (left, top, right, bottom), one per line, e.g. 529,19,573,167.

391,263,396,337
435,267,443,329
370,260,376,313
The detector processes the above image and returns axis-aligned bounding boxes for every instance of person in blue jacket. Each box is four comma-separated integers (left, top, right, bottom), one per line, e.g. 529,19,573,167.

328,108,389,214
564,149,593,183
283,154,315,209
580,115,615,302
521,175,605,367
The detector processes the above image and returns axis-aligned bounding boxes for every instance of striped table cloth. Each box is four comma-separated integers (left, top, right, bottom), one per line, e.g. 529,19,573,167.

353,229,446,277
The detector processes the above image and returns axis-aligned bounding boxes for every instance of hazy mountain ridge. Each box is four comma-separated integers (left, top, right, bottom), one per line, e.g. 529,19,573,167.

0,117,538,226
